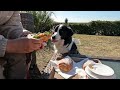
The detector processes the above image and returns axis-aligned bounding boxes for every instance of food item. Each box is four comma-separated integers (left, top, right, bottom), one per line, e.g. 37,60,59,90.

82,60,95,70
59,63,73,73
89,64,94,69
33,31,51,42
58,56,73,73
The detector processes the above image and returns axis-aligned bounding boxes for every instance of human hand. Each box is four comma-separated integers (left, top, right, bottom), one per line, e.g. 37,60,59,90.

6,37,44,53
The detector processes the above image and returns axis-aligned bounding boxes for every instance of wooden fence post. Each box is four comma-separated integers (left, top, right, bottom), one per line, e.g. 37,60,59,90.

20,12,37,70
20,12,34,33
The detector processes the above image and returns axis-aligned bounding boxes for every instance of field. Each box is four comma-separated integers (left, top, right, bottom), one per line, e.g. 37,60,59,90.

36,34,120,72
73,34,120,58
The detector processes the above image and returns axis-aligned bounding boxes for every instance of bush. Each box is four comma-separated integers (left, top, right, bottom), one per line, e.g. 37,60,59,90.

68,21,120,36
26,11,54,33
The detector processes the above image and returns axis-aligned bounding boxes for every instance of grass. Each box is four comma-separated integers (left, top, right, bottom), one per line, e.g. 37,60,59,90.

36,34,120,70
73,34,120,58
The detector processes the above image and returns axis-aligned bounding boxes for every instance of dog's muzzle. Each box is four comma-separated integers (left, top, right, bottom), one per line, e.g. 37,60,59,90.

51,35,60,42
52,36,55,40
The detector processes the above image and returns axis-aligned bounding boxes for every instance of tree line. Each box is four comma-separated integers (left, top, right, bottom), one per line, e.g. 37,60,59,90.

25,11,120,36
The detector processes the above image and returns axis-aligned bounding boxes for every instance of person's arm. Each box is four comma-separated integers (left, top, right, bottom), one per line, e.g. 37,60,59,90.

0,11,30,57
0,11,45,57
0,35,8,57
6,37,43,54
0,11,30,39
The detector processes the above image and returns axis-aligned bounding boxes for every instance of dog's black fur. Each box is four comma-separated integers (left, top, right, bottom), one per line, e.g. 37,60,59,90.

53,24,73,46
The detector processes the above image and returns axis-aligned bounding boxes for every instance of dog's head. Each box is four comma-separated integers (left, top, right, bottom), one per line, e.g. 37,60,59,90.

51,24,74,45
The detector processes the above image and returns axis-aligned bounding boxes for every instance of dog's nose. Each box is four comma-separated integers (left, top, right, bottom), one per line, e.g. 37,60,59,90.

52,36,56,39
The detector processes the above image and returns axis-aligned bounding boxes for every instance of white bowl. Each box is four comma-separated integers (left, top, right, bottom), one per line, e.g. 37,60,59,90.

85,63,116,79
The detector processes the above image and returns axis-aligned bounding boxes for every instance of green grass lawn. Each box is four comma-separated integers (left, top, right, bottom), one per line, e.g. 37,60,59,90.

36,34,120,69
73,34,120,58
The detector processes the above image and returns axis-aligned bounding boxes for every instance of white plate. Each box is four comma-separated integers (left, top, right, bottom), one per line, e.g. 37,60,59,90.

85,66,99,79
85,63,116,79
88,63,114,76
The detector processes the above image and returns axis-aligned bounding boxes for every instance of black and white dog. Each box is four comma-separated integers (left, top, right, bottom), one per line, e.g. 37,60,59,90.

51,24,81,58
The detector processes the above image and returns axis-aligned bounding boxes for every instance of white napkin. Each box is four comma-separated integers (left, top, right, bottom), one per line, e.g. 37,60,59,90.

52,58,89,79
55,61,78,79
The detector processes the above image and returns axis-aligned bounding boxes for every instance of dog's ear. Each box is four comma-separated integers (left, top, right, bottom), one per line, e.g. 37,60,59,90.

67,27,74,37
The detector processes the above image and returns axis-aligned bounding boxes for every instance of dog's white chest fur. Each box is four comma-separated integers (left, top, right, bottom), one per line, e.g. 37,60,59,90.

54,44,69,54
53,39,74,54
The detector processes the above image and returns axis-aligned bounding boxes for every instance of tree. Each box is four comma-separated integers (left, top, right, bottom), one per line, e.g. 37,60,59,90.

25,11,55,33
65,18,68,26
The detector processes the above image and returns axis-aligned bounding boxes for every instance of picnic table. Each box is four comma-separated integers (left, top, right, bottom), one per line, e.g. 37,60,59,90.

44,56,120,79
99,59,120,79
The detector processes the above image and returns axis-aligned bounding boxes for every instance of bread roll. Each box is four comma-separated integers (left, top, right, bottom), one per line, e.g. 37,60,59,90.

58,56,73,73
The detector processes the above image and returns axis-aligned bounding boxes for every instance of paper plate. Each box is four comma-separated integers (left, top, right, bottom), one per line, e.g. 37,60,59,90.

85,63,116,79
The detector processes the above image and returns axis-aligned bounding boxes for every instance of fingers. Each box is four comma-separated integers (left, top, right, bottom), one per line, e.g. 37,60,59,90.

31,39,46,50
31,44,41,50
22,38,46,53
39,44,44,49
32,38,43,44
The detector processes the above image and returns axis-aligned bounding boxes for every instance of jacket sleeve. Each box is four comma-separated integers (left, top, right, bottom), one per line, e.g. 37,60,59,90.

0,35,8,57
0,11,28,57
0,11,27,39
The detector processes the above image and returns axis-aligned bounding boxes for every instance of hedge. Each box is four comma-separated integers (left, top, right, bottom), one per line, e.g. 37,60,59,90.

40,21,120,36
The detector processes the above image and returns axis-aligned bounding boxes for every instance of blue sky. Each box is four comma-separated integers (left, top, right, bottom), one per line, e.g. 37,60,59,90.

51,11,120,23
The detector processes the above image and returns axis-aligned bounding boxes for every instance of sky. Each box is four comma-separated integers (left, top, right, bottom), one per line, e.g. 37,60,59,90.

51,11,120,23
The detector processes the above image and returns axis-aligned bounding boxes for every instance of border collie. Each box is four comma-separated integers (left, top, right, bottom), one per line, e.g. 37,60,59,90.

51,24,81,59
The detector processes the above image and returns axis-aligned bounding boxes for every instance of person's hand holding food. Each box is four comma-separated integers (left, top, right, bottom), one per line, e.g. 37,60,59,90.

27,31,51,49
6,37,44,53
6,31,52,54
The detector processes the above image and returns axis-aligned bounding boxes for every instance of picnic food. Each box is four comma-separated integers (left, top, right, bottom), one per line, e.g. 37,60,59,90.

89,64,94,69
58,56,73,73
59,63,73,73
33,31,51,42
